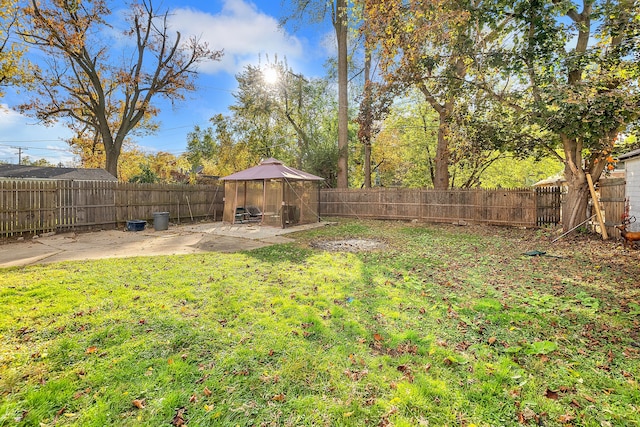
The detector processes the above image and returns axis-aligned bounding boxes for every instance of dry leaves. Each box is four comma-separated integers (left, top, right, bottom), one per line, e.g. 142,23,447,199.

171,407,187,426
545,388,559,400
132,399,145,409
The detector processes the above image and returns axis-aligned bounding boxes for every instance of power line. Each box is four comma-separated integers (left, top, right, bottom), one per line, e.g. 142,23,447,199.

0,142,71,152
0,139,67,143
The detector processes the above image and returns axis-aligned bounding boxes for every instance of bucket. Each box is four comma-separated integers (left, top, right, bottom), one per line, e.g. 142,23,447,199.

153,212,170,231
126,220,146,232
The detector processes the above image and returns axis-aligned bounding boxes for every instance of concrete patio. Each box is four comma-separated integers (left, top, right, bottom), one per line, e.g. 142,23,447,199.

0,221,331,268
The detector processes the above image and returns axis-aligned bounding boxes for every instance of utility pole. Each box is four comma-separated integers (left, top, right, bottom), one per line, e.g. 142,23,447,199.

12,146,26,164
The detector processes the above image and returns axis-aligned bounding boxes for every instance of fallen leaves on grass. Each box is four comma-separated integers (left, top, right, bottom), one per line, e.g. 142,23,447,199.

558,412,576,423
132,399,145,409
171,407,187,426
272,393,286,402
73,388,91,399
344,369,368,381
518,407,537,423
545,388,559,400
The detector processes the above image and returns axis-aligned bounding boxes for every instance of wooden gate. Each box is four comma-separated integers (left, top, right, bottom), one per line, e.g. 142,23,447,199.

535,186,561,226
598,178,626,239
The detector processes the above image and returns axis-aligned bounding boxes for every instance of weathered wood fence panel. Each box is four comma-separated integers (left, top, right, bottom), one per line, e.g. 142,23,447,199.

321,187,556,227
320,188,422,220
598,178,626,239
58,180,117,231
0,180,57,236
1,180,224,237
535,186,561,226
4,180,568,238
114,183,224,224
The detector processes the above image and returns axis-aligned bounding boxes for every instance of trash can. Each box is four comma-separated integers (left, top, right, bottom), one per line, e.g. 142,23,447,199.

153,212,170,231
126,220,146,231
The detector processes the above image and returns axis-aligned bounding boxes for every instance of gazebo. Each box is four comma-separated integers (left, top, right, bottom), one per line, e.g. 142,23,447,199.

221,158,324,228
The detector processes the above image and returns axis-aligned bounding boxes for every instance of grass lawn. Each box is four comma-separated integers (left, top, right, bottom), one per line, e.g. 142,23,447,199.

1,219,639,427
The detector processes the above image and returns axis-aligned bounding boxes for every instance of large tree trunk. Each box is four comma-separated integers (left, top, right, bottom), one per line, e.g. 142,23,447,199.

561,133,612,232
563,169,590,232
105,148,120,178
362,44,372,188
419,85,452,190
335,0,349,188
433,110,450,190
561,134,587,231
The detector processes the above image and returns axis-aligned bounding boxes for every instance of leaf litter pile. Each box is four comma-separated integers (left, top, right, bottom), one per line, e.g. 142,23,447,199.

310,238,387,252
1,219,639,426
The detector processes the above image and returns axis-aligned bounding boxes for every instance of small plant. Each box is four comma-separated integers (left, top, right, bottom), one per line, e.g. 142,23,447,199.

128,164,159,183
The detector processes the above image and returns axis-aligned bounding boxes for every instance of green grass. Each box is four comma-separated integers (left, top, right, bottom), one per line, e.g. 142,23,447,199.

1,219,639,426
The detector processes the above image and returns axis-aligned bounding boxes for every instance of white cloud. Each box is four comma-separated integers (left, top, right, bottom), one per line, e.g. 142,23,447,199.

0,104,75,165
169,0,304,75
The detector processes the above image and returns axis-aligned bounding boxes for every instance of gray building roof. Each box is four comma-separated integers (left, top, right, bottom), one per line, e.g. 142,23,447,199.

618,148,640,161
0,164,117,181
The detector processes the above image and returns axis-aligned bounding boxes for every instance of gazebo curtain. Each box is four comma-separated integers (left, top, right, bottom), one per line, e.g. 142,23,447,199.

223,179,320,227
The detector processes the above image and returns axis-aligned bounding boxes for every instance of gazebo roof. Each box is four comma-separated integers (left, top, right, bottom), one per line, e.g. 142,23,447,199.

221,158,324,181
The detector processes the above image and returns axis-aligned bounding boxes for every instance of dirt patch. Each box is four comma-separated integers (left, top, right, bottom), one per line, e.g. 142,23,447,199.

310,238,387,253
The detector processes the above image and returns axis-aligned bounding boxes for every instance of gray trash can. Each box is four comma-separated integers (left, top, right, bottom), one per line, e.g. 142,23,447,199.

153,212,170,231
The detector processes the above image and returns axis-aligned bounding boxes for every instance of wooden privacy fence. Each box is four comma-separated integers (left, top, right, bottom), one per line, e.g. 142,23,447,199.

320,187,561,227
1,180,224,237
598,178,626,239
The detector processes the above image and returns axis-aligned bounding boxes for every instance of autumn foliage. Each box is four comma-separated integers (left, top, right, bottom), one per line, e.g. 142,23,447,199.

18,0,222,178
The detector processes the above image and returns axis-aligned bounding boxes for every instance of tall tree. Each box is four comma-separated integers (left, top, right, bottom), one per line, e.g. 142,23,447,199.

503,0,640,231
364,0,511,189
19,0,222,177
185,63,340,183
185,113,258,177
334,0,349,188
355,0,393,188
281,0,350,188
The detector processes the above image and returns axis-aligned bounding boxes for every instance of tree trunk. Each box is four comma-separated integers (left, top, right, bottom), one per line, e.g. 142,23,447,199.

105,147,120,178
335,0,349,188
104,131,123,179
563,171,590,232
362,41,372,188
561,134,589,232
433,110,450,190
364,140,372,187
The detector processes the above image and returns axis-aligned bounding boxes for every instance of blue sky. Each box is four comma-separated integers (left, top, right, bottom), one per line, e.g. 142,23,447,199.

0,0,335,165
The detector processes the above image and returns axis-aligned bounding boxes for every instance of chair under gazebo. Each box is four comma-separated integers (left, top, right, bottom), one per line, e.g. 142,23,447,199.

221,158,324,228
